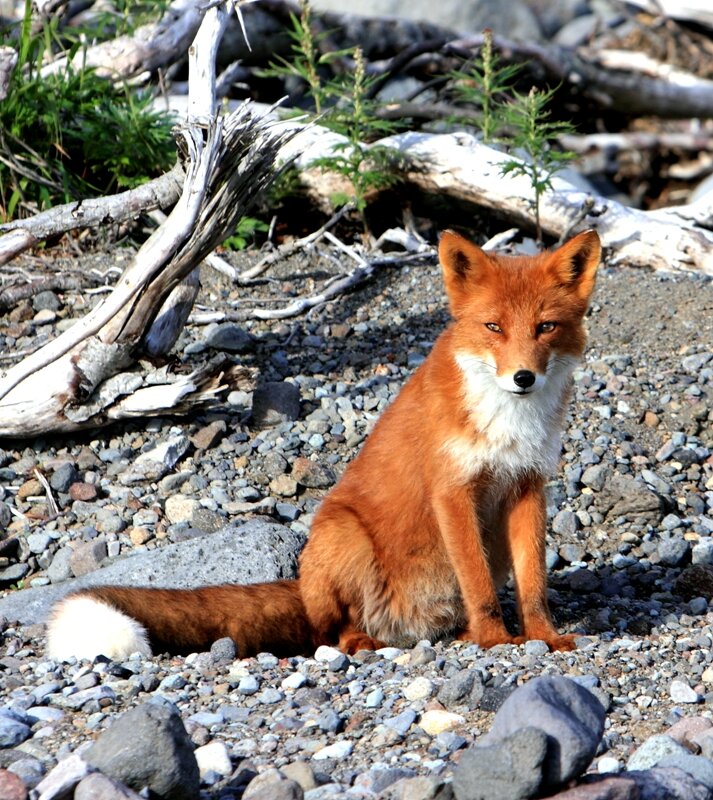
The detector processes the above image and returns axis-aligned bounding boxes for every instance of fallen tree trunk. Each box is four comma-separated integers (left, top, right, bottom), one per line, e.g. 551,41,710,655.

0,163,185,266
283,127,713,275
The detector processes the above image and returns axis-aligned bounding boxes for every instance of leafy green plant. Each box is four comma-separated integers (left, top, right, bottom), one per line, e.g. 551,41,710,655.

223,216,270,250
499,86,576,241
447,29,523,143
264,1,401,230
0,0,175,219
311,47,401,221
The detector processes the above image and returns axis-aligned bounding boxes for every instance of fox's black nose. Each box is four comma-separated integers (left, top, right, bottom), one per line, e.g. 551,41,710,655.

513,370,536,389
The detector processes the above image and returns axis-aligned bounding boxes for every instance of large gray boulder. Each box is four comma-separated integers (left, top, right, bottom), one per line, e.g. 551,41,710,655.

0,520,305,626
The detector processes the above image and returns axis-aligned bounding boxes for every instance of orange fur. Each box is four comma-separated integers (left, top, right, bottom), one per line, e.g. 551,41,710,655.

48,230,600,660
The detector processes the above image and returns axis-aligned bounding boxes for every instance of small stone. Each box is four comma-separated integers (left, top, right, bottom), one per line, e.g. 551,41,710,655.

314,645,343,663
33,290,61,311
403,677,434,701
581,465,608,492
33,754,92,800
658,538,690,567
205,324,254,353
0,769,28,800
597,756,620,773
210,637,237,662
365,688,384,708
243,770,303,800
17,478,42,500
164,495,200,525
384,709,417,738
259,688,283,705
26,532,52,553
251,382,301,428
74,772,144,800
419,710,465,735
667,716,712,747
190,420,227,450
238,675,260,695
312,740,352,760
128,527,152,546
69,482,98,502
282,672,307,690
627,734,690,770
270,475,298,497
50,463,77,493
552,510,580,536
195,741,232,778
291,457,337,488
670,680,700,704
0,715,31,747
69,539,108,577
281,761,317,792
523,640,550,657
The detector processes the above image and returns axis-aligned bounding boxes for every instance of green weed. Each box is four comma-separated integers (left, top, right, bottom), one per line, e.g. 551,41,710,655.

500,85,576,241
0,0,175,219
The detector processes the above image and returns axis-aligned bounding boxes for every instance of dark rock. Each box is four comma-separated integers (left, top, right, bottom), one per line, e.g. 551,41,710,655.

479,685,514,712
452,727,547,800
84,702,199,800
438,670,484,709
50,463,77,493
205,323,254,353
252,382,301,427
32,290,61,311
291,457,337,488
481,676,606,790
675,565,713,600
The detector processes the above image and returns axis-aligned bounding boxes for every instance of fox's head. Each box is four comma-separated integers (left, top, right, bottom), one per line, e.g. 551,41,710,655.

438,230,601,398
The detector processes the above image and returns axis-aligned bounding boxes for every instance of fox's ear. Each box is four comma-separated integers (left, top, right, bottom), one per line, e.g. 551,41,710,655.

547,230,601,302
438,230,493,315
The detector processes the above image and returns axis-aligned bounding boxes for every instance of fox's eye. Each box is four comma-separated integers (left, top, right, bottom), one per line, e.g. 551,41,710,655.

537,321,557,334
485,322,503,333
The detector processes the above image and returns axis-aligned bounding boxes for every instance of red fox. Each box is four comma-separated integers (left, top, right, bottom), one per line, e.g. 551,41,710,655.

47,229,601,661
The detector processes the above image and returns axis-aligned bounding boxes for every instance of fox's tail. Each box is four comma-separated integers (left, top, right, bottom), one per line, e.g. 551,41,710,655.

46,580,314,662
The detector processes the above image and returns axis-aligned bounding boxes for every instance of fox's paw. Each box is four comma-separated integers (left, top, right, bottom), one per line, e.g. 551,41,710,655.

456,628,518,649
339,632,386,655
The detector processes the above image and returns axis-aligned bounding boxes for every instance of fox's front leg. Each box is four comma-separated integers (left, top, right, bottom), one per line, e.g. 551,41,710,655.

506,479,577,652
434,484,515,648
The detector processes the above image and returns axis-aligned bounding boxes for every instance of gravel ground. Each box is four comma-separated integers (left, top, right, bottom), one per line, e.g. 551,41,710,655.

0,241,712,798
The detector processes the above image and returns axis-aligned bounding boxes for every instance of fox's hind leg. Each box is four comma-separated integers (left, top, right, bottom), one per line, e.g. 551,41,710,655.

299,503,390,654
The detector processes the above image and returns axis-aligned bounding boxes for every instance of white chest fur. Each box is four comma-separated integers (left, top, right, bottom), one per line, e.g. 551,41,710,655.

442,351,578,481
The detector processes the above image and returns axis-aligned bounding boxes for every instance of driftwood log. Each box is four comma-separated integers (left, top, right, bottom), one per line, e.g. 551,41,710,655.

280,126,713,275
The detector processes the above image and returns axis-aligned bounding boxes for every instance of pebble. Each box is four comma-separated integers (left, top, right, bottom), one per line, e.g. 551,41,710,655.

419,709,465,735
312,741,353,761
669,680,700,704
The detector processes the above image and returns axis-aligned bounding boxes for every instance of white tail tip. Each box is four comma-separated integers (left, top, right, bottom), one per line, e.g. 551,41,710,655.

47,594,152,662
